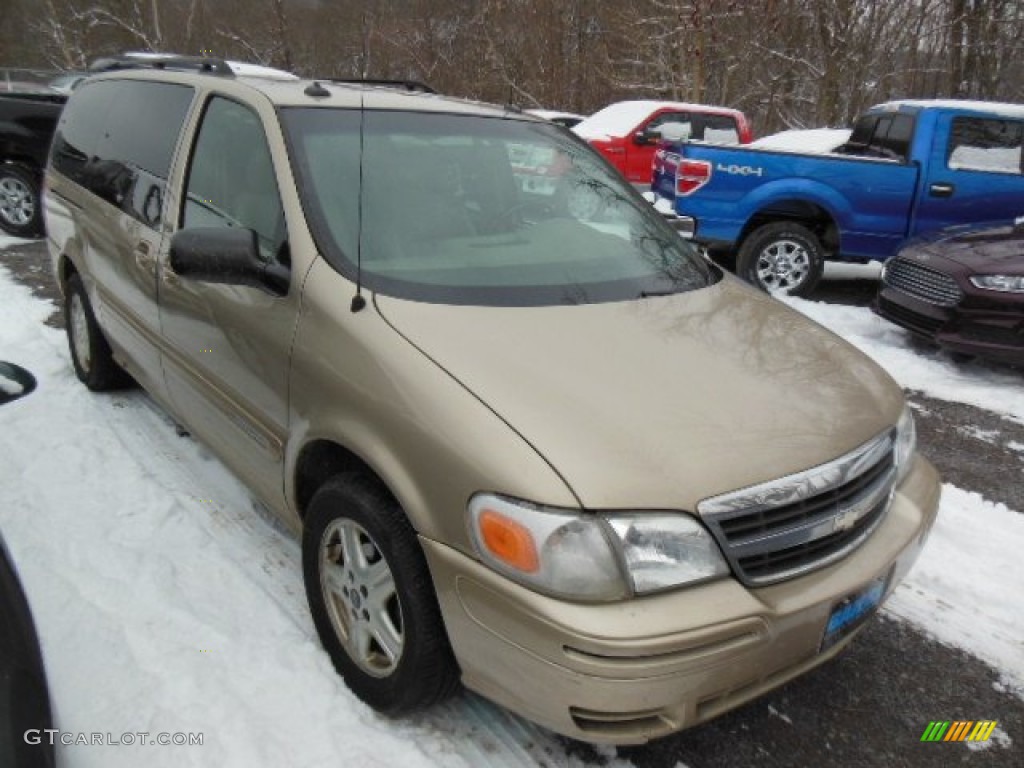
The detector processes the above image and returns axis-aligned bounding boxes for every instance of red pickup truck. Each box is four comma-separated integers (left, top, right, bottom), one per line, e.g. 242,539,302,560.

573,100,752,187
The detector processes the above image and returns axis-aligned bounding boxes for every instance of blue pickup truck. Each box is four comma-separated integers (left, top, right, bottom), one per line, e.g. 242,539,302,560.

651,99,1024,296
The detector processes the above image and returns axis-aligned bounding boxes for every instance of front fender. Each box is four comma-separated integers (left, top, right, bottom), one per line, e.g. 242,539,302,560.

284,258,579,552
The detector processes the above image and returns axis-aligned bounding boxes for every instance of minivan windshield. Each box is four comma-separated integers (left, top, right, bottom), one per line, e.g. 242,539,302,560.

282,109,715,305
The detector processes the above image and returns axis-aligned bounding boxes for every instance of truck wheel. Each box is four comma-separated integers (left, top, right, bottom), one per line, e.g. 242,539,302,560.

737,222,824,297
303,473,460,715
0,164,43,238
65,274,133,390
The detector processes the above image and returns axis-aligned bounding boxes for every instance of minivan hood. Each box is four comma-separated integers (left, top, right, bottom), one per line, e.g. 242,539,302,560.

376,278,902,511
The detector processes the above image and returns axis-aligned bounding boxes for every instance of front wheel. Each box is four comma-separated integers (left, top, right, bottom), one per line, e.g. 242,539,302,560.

737,222,824,297
302,474,459,715
0,163,44,238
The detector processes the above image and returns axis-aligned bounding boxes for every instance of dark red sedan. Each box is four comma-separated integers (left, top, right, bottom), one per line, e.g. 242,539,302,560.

873,220,1024,365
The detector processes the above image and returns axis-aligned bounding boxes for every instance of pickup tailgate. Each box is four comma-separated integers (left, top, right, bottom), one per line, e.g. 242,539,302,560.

653,143,921,261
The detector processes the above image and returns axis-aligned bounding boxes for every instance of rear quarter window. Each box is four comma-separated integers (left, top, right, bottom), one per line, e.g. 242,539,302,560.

839,113,914,161
51,79,194,228
947,117,1023,174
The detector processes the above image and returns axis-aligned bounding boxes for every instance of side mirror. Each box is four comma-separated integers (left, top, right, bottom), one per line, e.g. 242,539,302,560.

0,362,37,406
633,130,656,146
169,228,288,296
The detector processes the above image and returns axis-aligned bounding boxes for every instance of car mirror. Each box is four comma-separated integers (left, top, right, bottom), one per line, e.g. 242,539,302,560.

0,362,37,406
633,130,656,146
169,228,288,296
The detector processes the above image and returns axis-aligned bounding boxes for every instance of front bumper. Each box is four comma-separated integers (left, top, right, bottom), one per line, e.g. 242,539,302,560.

874,286,1024,365
421,456,940,744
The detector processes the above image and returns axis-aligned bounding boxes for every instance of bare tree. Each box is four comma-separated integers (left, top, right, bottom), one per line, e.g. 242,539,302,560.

4,0,1024,134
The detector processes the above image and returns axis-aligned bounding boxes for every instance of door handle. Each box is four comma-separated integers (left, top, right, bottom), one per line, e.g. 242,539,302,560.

134,241,156,270
929,182,955,198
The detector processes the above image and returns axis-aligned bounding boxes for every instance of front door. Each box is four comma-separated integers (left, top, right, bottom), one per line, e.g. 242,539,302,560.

159,95,298,510
913,112,1024,237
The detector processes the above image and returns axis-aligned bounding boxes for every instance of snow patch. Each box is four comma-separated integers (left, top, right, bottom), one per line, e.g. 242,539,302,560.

0,263,631,768
0,232,33,249
573,99,738,139
965,725,1013,751
956,425,1001,443
751,128,852,154
0,372,24,395
883,485,1024,694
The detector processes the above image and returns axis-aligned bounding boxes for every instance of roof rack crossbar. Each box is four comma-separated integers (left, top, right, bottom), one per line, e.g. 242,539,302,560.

89,54,234,77
327,78,435,94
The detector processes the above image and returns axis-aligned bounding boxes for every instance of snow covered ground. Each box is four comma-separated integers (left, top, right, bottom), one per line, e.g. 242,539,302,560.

0,237,1021,766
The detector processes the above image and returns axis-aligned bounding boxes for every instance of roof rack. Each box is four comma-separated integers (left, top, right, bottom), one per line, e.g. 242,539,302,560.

89,54,234,77
328,78,435,94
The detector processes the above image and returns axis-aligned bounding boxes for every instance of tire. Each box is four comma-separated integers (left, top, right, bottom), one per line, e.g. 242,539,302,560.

65,273,133,391
0,163,44,238
737,221,824,297
302,473,459,715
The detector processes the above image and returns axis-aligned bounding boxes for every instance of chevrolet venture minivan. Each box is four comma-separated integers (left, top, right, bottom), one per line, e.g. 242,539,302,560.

44,55,940,744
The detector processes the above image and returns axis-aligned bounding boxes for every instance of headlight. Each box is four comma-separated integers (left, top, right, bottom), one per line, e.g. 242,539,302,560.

604,514,730,592
893,405,917,485
467,494,729,601
969,274,1024,293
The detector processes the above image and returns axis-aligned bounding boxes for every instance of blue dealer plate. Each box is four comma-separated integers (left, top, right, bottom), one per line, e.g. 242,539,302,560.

820,572,889,652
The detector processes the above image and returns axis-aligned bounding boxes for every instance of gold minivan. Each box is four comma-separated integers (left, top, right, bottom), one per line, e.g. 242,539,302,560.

45,55,940,744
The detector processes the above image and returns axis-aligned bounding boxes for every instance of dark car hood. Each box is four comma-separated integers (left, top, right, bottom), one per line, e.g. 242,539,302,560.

918,223,1024,273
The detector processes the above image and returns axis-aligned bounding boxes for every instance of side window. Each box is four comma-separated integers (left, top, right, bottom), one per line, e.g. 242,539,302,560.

51,80,119,191
182,97,287,263
51,79,194,228
948,117,1023,174
697,114,740,144
846,115,878,148
874,114,914,160
840,114,913,161
646,111,692,141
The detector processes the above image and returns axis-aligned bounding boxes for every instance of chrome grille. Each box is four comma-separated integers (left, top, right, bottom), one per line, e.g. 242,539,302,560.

883,258,963,307
698,431,896,586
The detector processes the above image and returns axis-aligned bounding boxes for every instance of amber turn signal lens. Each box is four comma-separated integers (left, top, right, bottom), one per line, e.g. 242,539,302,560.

478,509,540,573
